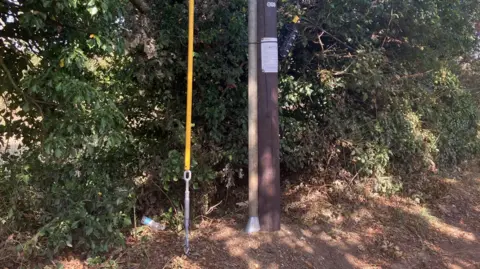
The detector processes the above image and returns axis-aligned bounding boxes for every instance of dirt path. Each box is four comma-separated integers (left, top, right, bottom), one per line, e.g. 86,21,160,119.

48,164,480,269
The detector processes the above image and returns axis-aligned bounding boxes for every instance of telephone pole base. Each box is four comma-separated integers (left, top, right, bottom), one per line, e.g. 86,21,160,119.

245,216,261,233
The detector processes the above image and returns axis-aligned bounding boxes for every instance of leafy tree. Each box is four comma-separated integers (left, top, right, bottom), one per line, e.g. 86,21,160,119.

1,0,134,255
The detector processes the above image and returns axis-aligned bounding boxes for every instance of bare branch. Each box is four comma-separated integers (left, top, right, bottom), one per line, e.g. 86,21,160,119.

320,28,356,52
395,70,433,81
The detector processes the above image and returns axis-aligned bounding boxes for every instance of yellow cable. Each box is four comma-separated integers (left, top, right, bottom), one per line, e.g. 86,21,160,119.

184,0,194,171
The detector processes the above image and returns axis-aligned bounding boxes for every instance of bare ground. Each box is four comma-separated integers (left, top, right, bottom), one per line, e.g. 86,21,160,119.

2,162,480,269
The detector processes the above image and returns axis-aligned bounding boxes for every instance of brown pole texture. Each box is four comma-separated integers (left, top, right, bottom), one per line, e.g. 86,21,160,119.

257,0,281,231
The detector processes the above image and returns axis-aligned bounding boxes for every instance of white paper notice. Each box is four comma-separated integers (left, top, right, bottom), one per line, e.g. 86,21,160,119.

261,37,278,73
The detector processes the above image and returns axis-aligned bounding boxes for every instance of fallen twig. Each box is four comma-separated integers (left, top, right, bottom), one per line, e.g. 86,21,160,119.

205,200,222,215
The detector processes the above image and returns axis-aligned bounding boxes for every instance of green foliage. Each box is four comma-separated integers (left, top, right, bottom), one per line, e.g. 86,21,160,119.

351,143,391,177
422,69,480,166
1,0,133,256
1,148,135,256
1,0,480,259
373,176,403,197
277,0,480,180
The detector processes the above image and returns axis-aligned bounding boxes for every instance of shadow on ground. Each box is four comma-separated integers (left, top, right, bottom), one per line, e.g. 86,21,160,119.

4,165,480,269
114,170,480,269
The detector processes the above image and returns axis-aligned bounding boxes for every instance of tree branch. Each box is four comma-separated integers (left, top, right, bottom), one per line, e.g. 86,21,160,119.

395,70,433,81
0,57,22,93
0,57,46,129
129,0,149,13
320,28,356,52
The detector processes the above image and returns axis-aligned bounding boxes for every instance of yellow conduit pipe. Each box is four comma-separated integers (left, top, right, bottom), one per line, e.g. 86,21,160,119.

183,0,194,255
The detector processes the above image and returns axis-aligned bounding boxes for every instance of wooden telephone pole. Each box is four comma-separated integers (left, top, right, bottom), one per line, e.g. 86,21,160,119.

246,0,280,233
257,0,281,231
